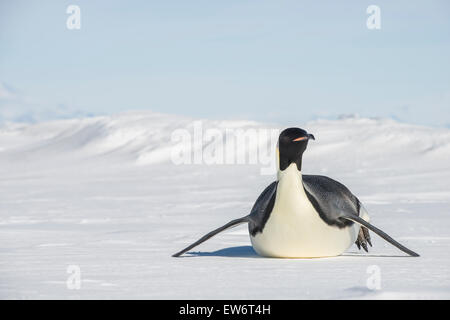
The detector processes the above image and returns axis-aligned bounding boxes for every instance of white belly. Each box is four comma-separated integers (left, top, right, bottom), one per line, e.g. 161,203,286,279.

250,165,363,258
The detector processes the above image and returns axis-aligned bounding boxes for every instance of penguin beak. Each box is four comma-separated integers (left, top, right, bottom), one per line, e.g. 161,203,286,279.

293,134,315,142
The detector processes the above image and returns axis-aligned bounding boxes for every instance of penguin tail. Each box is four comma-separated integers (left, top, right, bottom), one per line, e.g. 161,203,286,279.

172,216,250,257
343,215,419,257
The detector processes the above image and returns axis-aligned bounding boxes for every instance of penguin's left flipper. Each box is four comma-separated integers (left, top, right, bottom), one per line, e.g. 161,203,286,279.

173,181,278,257
342,215,419,257
172,216,249,257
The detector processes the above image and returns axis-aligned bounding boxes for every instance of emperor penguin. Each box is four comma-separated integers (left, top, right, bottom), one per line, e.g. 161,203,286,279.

173,128,419,258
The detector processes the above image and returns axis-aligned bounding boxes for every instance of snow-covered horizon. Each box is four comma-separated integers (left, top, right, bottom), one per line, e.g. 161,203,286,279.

1,111,449,299
2,110,449,163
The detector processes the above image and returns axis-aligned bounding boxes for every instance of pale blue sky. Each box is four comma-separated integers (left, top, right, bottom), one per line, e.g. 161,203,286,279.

1,0,449,126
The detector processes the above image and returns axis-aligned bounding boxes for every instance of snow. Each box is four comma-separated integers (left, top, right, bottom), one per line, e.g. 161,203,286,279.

0,111,449,299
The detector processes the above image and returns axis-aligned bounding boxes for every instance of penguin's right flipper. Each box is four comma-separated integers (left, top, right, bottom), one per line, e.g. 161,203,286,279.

172,216,249,257
343,215,419,257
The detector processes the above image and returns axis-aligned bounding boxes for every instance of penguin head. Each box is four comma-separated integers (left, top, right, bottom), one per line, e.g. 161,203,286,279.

277,127,315,172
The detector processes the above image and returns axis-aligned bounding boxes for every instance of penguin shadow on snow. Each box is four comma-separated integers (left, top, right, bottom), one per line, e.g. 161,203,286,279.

183,247,410,259
182,245,261,258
